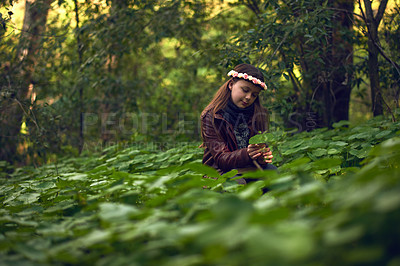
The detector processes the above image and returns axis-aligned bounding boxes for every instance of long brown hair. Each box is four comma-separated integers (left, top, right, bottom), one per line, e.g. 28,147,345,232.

201,63,269,140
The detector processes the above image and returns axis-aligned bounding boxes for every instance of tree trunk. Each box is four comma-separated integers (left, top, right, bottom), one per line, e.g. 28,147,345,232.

99,0,128,144
309,0,354,128
0,0,53,164
330,0,354,123
368,38,383,116
73,0,84,154
279,0,354,130
362,0,388,116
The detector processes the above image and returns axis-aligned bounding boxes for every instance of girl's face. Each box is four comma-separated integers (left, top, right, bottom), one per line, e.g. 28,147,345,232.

229,79,261,108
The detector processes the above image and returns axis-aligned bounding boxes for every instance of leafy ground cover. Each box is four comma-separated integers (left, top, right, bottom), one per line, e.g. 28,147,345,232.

1,116,400,265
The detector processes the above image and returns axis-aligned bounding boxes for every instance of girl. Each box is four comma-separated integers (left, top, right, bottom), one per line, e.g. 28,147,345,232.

200,63,276,184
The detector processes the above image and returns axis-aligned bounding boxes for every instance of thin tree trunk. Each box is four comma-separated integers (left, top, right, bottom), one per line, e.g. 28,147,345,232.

74,0,84,154
368,38,383,116
0,0,53,164
360,0,389,116
99,0,127,143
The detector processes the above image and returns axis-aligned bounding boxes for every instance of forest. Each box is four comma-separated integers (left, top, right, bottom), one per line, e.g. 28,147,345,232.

1,0,400,265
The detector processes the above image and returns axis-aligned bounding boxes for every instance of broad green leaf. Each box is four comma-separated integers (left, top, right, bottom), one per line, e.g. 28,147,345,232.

238,181,264,200
16,193,40,204
180,153,194,162
290,139,305,148
348,132,372,140
249,134,266,144
375,130,392,139
374,190,400,212
33,181,56,190
76,230,112,246
369,137,400,156
98,202,139,222
349,147,371,158
221,169,238,178
183,162,220,178
311,157,342,170
43,199,77,213
283,181,324,205
239,169,279,181
312,148,327,157
308,139,328,149
279,157,311,171
60,173,88,181
327,148,340,155
324,225,364,246
329,141,348,147
14,242,47,262
0,215,39,227
332,120,350,128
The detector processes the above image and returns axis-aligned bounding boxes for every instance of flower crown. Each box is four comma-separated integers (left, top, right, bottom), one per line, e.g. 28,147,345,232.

227,70,267,90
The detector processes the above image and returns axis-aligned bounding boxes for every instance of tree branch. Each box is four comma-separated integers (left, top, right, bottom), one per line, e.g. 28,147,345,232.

358,0,400,77
244,0,260,16
363,0,374,23
373,38,400,78
375,0,389,23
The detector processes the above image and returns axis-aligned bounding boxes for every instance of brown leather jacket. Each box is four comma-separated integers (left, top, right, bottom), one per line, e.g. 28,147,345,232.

201,110,258,174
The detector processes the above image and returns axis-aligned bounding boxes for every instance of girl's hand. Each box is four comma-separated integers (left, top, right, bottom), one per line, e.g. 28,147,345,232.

247,144,273,164
259,147,273,164
247,144,263,160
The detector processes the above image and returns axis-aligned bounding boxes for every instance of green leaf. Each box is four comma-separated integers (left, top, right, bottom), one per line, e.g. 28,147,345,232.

279,157,311,172
327,148,340,155
76,230,112,247
183,162,220,178
348,132,372,140
349,146,371,158
332,120,350,128
238,181,264,200
249,134,266,144
374,190,400,212
329,141,348,147
60,173,88,181
309,139,328,149
14,242,47,262
312,148,327,157
369,137,400,156
290,139,305,148
324,226,364,246
180,153,194,162
311,157,342,170
375,130,392,139
33,181,56,190
98,202,140,222
16,193,40,204
221,169,238,179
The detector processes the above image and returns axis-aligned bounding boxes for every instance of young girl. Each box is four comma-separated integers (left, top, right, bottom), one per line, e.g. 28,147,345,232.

200,63,276,183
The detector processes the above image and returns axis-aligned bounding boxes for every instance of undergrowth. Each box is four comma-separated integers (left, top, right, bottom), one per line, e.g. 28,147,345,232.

1,116,400,265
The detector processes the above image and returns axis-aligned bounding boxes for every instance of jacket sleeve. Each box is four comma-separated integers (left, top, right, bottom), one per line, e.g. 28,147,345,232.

202,113,252,172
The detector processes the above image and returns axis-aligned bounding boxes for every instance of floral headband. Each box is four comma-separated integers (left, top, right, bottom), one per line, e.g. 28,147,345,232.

227,70,267,90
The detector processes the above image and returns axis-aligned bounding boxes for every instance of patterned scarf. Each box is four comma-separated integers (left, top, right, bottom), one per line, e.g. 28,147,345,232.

222,100,254,149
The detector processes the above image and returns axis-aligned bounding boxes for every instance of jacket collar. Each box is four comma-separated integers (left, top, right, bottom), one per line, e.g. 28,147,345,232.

214,110,252,126
214,110,256,137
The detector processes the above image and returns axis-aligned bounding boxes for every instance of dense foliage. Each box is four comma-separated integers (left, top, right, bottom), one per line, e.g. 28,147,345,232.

1,116,399,265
